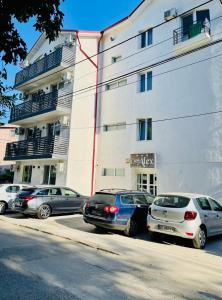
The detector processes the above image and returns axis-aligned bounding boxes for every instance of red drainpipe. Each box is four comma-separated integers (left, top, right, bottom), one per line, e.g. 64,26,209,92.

74,30,103,196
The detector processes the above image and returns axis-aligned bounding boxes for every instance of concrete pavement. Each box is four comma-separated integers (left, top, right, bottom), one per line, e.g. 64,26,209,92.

0,213,222,299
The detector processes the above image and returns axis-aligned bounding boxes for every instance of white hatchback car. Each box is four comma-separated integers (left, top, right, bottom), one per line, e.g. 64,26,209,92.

148,193,222,249
0,184,30,214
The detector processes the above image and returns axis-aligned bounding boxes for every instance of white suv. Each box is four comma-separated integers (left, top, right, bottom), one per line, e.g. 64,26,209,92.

0,184,30,214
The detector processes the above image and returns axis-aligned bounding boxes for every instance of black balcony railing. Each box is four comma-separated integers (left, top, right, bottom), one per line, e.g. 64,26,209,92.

173,21,210,45
14,46,74,87
4,136,69,161
9,90,72,123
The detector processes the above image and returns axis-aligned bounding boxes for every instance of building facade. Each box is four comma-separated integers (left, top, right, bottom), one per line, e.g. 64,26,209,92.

5,0,222,199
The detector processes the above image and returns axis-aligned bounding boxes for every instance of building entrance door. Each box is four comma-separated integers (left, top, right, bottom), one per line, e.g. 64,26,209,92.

137,173,157,196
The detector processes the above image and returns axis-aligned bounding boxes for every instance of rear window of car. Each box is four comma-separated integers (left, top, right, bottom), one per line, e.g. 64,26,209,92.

154,195,190,208
18,188,35,197
90,193,116,205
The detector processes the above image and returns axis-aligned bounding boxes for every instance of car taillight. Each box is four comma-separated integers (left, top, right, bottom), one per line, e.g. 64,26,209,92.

23,195,34,201
85,202,90,208
184,211,197,221
103,206,119,213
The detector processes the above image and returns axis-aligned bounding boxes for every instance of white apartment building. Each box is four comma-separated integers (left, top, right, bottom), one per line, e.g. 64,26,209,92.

5,0,222,199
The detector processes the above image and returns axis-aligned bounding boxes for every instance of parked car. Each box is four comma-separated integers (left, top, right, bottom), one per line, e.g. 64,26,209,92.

11,186,88,219
0,184,31,215
83,189,154,236
148,193,222,249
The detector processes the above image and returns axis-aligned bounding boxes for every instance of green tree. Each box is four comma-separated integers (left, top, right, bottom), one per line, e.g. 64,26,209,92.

0,0,64,117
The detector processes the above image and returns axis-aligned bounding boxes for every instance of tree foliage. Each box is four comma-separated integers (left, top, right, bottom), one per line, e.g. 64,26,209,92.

0,0,64,117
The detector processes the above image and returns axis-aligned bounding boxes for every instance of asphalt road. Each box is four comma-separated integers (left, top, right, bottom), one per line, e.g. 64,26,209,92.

0,214,222,300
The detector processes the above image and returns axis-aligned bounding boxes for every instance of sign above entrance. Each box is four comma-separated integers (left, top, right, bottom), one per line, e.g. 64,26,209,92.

130,153,155,168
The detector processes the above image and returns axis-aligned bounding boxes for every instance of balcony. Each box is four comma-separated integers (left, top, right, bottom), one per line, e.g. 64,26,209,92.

14,46,75,89
4,136,69,161
173,21,211,53
9,88,72,125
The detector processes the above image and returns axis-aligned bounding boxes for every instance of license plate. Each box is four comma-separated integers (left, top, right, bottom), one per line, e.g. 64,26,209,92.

91,210,102,216
15,201,23,207
157,225,175,232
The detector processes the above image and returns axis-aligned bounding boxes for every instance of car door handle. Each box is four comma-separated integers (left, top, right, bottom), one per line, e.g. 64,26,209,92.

204,215,208,218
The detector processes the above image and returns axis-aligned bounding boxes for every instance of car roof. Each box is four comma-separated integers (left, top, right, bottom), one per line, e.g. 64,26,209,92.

97,189,153,195
157,192,212,199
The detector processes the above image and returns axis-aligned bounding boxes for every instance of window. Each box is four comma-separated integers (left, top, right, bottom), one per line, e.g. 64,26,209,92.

197,198,211,210
154,196,190,208
102,168,125,177
209,199,222,212
140,28,153,48
49,188,62,196
121,195,134,205
104,122,126,132
6,186,20,193
138,119,152,141
196,10,210,26
22,166,32,183
112,56,122,63
61,188,77,197
43,165,57,185
137,174,157,196
37,189,49,196
106,78,127,90
140,71,152,92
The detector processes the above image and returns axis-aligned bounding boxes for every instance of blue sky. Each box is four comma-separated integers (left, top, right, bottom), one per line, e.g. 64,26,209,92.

2,0,141,122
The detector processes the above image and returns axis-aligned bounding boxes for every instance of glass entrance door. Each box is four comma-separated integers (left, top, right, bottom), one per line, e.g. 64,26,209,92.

137,173,157,196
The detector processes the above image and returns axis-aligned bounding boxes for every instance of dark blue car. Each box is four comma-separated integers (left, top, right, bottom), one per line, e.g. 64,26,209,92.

83,189,154,236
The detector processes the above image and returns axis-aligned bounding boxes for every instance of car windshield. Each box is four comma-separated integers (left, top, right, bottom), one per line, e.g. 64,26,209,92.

154,195,190,208
90,193,116,205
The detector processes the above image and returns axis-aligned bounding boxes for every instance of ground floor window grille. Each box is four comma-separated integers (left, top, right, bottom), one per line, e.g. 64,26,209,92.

22,166,32,183
43,165,57,185
137,173,157,196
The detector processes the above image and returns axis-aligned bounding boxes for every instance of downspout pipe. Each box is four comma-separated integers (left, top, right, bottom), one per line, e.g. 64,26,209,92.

74,30,103,196
90,31,103,196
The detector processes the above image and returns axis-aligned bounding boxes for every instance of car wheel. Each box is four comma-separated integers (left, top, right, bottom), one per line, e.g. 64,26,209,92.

124,219,138,237
149,231,161,241
0,201,6,215
192,227,207,249
37,205,51,219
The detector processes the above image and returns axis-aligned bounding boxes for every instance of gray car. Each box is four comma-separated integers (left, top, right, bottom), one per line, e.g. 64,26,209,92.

148,193,222,249
11,186,88,219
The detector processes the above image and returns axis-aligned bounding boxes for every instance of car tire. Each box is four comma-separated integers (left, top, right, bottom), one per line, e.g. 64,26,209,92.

192,227,207,249
124,219,138,237
37,205,51,220
149,231,160,241
0,201,6,215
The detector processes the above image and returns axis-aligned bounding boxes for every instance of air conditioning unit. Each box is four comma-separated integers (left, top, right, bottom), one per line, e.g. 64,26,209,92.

59,116,70,127
15,128,25,135
164,8,177,21
61,72,72,83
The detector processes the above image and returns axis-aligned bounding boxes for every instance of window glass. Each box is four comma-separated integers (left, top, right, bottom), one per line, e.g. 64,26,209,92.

209,199,222,212
115,168,125,177
147,72,152,91
147,28,153,46
133,194,148,205
112,56,122,63
50,188,62,196
6,186,20,193
141,32,146,48
140,74,146,92
196,10,210,25
121,195,134,205
37,189,49,196
145,194,154,205
102,168,115,176
154,196,190,208
22,166,32,183
91,193,116,205
197,198,212,211
62,188,77,197
139,120,146,140
104,123,126,132
43,165,56,185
